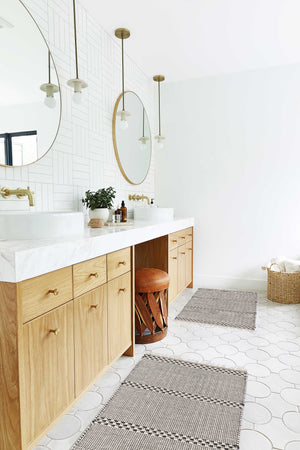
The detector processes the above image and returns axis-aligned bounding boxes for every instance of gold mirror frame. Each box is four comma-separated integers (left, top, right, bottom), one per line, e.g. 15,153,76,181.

0,0,62,168
112,91,152,185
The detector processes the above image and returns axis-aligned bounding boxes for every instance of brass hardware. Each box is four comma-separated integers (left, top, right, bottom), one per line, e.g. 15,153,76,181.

188,233,193,236
89,272,99,278
119,288,126,293
128,194,150,205
48,289,59,296
180,236,185,239
49,328,60,336
0,186,35,206
118,261,126,266
171,239,177,243
188,248,192,251
115,28,130,39
153,75,165,83
180,252,186,255
172,257,177,260
90,304,99,309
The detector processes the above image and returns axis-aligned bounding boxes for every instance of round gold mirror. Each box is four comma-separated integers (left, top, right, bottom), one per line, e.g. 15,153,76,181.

0,0,61,167
113,91,152,185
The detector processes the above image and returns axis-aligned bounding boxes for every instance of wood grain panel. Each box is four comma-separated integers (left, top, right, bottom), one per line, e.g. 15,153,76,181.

168,232,179,251
107,272,132,362
22,302,74,446
74,286,108,395
73,255,106,298
123,246,135,357
20,267,73,323
168,247,178,304
178,245,187,293
185,241,193,287
0,282,22,450
135,236,168,272
107,247,131,281
185,227,193,242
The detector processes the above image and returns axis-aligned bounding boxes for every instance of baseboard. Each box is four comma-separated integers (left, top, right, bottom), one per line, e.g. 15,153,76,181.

194,274,267,292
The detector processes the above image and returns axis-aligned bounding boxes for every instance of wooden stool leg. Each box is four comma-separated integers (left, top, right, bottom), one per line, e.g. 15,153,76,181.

135,288,168,344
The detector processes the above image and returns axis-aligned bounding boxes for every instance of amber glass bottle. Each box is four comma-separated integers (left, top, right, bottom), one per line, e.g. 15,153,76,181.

120,200,127,222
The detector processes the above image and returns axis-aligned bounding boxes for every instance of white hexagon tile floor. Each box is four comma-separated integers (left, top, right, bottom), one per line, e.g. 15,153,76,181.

35,288,300,450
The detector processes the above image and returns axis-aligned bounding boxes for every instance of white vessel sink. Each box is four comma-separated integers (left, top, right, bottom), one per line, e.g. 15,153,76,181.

0,211,84,240
134,207,174,222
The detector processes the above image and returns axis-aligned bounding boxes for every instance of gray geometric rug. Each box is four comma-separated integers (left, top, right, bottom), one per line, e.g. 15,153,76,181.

73,353,247,450
175,288,257,330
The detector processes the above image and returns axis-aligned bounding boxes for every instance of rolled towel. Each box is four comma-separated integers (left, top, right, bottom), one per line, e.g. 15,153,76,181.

284,259,300,273
268,256,286,272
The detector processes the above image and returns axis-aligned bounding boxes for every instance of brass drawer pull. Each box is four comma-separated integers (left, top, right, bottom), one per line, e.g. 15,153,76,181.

48,289,59,296
49,328,60,336
180,236,186,239
172,257,177,260
171,239,177,243
119,288,126,293
180,252,186,255
90,304,99,309
188,248,192,251
89,272,99,278
118,261,126,266
188,233,193,236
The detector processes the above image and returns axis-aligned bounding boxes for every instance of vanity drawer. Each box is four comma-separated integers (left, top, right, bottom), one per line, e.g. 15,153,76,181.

185,227,193,242
20,266,73,323
177,229,188,245
169,232,179,251
73,255,106,298
107,247,131,281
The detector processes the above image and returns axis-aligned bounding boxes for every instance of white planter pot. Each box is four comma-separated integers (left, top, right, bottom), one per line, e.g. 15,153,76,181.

89,208,109,223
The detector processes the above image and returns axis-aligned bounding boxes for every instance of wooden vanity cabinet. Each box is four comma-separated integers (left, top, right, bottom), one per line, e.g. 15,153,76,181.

22,302,74,446
168,227,194,303
0,247,134,450
74,285,108,396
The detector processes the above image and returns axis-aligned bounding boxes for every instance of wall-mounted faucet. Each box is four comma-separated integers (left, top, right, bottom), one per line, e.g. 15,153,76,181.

0,186,35,207
128,194,150,205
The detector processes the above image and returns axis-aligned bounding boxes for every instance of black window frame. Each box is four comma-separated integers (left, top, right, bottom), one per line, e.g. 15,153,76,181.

0,130,37,166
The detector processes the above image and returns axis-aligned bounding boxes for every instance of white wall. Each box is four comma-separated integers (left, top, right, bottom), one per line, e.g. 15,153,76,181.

0,0,155,212
156,64,300,289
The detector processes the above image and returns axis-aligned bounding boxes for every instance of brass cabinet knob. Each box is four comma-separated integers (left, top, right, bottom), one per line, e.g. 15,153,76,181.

49,328,60,336
119,288,126,293
180,252,186,255
118,261,126,266
188,248,192,251
180,236,186,239
90,304,99,309
48,289,59,296
89,272,99,278
172,257,177,260
188,233,193,236
171,239,177,243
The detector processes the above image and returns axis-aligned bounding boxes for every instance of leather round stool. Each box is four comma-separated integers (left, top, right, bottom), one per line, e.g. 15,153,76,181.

135,268,170,344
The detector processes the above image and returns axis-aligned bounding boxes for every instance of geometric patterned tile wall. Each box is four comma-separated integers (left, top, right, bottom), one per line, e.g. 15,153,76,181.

0,0,155,212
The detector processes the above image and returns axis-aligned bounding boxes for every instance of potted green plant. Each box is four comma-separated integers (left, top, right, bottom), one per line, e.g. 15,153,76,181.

82,187,116,223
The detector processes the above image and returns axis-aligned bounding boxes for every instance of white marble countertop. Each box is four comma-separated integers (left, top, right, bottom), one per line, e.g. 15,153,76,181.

0,217,194,283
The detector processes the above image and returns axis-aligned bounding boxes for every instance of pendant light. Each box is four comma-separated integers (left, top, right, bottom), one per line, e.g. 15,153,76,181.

153,75,165,149
138,107,149,149
40,50,59,109
67,0,87,104
115,28,131,130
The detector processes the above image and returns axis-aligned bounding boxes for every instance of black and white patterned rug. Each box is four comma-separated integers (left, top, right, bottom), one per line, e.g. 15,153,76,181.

73,354,247,449
175,288,257,330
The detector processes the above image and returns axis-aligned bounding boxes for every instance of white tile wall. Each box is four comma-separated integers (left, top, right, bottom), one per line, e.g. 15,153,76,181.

0,0,155,212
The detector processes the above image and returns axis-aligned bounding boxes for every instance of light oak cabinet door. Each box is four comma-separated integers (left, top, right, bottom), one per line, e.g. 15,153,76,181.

22,302,74,446
107,272,132,363
73,255,106,298
168,248,178,303
178,245,187,293
185,241,193,287
74,286,108,395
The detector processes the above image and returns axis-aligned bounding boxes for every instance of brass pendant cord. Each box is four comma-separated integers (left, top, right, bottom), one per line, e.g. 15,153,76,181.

122,37,125,111
158,81,161,136
48,50,51,84
72,0,79,79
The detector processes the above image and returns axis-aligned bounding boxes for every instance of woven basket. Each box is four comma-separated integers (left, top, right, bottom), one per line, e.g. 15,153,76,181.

262,263,300,304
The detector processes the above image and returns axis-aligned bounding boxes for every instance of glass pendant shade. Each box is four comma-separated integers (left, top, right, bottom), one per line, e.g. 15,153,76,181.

153,75,165,149
40,51,59,109
115,28,130,129
155,134,165,150
117,109,130,130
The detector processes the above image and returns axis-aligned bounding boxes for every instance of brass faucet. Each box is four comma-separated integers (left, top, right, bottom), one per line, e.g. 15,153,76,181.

128,194,150,205
0,186,35,207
